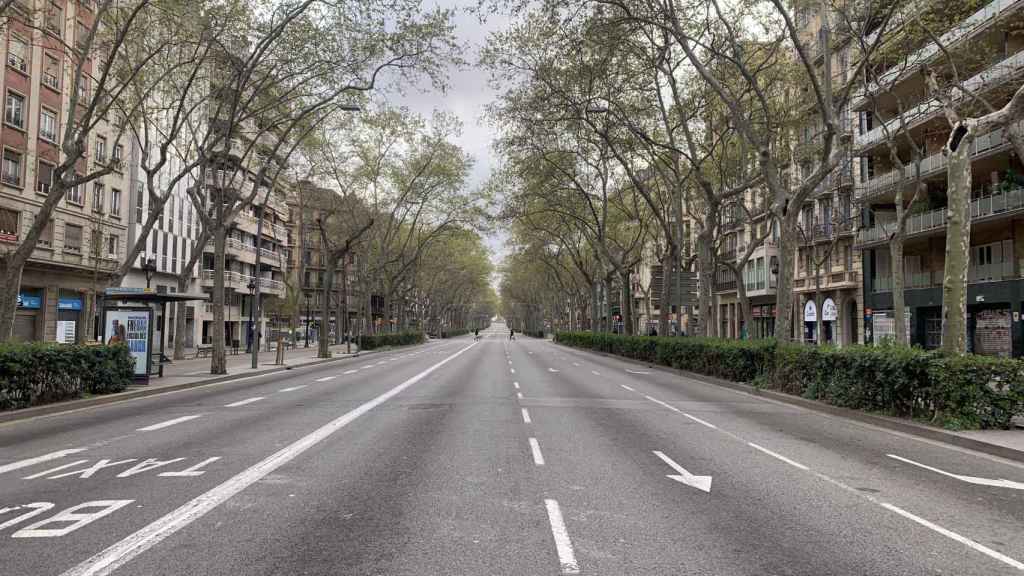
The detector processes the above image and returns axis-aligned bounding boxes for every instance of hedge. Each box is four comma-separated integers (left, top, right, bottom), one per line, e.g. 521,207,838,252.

440,329,470,339
554,332,1024,430
0,342,135,411
358,332,425,350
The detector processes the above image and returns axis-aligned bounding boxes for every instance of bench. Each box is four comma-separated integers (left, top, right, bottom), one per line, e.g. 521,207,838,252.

193,346,213,359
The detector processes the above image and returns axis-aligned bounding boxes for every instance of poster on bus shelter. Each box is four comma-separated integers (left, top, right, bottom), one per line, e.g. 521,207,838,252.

104,308,152,377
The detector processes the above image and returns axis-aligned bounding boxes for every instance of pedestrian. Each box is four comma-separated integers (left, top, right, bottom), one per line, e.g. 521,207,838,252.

509,328,515,341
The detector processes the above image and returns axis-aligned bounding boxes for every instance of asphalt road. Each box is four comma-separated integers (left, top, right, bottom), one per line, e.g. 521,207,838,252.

2,323,1023,575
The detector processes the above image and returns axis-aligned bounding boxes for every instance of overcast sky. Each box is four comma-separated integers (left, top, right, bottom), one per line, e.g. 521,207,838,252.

393,1,510,284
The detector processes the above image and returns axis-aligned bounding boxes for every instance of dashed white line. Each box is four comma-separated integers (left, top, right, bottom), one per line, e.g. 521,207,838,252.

682,412,718,430
517,392,524,400
61,341,479,576
522,408,532,424
626,369,651,375
592,370,601,376
315,376,335,382
224,397,265,408
572,362,580,367
548,368,560,373
344,370,358,375
528,437,546,466
513,382,520,389
278,385,307,393
881,503,1024,571
0,449,87,476
620,384,635,392
544,499,580,574
511,369,516,374
137,415,203,432
748,443,809,470
645,395,681,413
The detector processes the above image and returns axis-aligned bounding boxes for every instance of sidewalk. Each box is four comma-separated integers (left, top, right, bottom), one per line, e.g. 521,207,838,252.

0,341,372,425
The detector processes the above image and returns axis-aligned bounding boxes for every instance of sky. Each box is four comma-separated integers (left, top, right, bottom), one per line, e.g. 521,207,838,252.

393,1,510,286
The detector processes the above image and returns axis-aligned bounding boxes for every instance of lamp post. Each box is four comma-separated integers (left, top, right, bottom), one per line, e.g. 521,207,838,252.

142,257,157,289
246,280,255,353
304,290,311,348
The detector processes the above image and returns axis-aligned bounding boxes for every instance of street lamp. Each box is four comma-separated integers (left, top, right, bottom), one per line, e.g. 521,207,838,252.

246,280,255,353
142,257,157,289
304,289,311,348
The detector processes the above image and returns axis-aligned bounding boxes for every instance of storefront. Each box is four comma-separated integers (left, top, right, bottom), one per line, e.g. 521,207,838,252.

821,297,838,345
803,300,817,344
971,306,1012,357
56,291,83,344
14,289,43,341
750,303,776,339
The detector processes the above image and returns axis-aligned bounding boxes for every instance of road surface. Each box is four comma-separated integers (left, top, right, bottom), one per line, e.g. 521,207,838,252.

2,322,1023,575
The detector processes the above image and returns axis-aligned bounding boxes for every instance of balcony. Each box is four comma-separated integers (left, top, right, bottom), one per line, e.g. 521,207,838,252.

873,260,1017,293
855,49,1024,152
857,121,1021,201
858,186,1024,246
7,53,26,73
200,270,285,294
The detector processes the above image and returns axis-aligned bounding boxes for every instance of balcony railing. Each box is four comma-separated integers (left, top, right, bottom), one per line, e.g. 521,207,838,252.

874,260,1016,293
857,121,1023,200
201,270,285,292
855,49,1024,151
859,186,1024,246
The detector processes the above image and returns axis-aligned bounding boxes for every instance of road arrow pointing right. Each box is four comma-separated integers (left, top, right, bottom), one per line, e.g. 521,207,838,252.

888,454,1024,490
653,451,712,493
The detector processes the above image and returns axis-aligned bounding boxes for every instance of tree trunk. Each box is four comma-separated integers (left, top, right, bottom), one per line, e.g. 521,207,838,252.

621,271,633,335
891,234,908,344
941,130,972,354
0,254,28,340
735,268,751,340
590,281,599,332
775,211,800,344
319,256,336,359
659,250,673,336
211,224,228,374
698,229,715,338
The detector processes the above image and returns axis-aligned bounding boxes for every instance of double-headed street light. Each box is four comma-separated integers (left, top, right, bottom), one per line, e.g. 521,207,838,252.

142,257,157,289
304,289,312,348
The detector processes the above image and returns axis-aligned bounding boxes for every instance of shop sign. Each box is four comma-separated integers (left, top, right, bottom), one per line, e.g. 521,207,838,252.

804,300,817,322
752,306,762,318
822,298,838,322
58,298,82,311
17,293,41,309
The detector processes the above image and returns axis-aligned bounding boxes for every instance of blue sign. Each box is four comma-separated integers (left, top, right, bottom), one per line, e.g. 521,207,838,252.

58,298,82,311
17,294,41,309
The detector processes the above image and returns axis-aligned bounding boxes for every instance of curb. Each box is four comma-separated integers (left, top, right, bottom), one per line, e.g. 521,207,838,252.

0,347,385,426
553,342,1024,465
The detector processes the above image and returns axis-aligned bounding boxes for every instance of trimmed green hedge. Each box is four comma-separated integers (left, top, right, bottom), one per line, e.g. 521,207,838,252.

359,332,425,350
0,342,135,411
554,332,1024,430
440,329,470,339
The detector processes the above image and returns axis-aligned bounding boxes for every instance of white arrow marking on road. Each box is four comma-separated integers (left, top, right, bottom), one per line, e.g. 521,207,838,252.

888,454,1024,490
653,451,712,493
626,369,650,375
0,449,87,476
548,368,560,373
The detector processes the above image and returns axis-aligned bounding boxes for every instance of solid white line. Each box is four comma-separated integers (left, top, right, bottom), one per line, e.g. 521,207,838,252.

522,408,532,424
644,395,680,413
529,437,545,466
136,415,202,432
544,499,580,574
626,369,651,375
278,385,307,393
0,448,87,476
344,370,358,374
748,443,809,470
224,397,265,408
513,382,520,389
682,412,718,430
315,376,335,382
881,503,1024,571
620,384,635,392
61,341,478,576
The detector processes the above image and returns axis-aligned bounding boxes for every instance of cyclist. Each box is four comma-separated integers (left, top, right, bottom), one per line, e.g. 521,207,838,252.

474,328,481,340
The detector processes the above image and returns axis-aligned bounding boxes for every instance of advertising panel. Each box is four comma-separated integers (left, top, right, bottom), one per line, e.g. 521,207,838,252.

105,308,152,377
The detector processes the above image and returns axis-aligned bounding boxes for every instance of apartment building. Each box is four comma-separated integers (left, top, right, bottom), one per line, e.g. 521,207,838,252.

1,0,130,342
855,0,1024,356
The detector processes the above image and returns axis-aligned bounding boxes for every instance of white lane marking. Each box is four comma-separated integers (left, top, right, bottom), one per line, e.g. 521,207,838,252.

344,370,358,374
158,457,220,478
529,437,545,466
315,376,335,382
682,413,718,430
592,370,601,376
224,397,265,408
544,499,580,574
60,342,478,576
748,443,809,471
548,368,560,373
513,382,520,389
278,385,307,393
653,450,712,493
626,369,651,375
528,351,534,355
881,503,1024,571
620,384,635,392
572,362,580,367
0,449,88,476
644,395,681,413
510,369,516,374
49,459,137,480
23,460,90,479
136,415,202,432
12,500,135,538
508,360,512,365
516,392,524,400
522,408,532,424
888,454,1024,490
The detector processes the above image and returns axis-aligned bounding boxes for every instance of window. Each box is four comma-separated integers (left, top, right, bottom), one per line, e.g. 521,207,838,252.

39,108,58,142
844,245,852,271
135,181,144,222
36,161,55,194
76,21,90,52
161,234,168,271
76,75,89,103
172,236,179,273
2,149,23,187
0,207,19,241
39,219,53,247
5,91,25,129
7,36,27,73
112,143,123,163
42,55,60,91
92,183,104,213
95,137,107,164
46,1,63,37
111,188,121,217
67,177,84,205
65,224,83,252
150,230,157,254
106,234,117,257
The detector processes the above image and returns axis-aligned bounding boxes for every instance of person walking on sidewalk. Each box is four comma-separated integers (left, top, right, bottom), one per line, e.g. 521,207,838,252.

509,328,515,341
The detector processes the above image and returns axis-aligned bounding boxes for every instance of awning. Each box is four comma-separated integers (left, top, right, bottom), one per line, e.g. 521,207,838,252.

102,288,209,303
